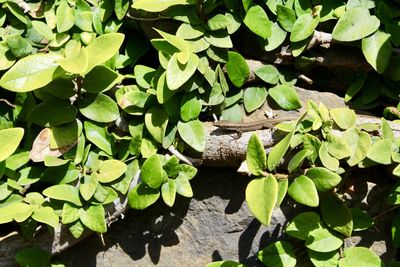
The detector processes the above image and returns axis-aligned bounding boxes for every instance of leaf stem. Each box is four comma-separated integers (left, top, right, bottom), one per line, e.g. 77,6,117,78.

373,205,400,220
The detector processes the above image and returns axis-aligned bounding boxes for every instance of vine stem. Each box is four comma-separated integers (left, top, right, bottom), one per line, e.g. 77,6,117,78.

373,205,400,220
0,99,16,108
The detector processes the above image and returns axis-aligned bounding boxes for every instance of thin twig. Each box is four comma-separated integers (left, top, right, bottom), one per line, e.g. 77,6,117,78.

0,99,16,108
126,13,170,21
298,74,313,85
168,145,198,165
373,205,400,220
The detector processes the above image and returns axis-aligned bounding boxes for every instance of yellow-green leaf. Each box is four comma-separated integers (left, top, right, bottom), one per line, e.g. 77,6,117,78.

0,128,24,162
97,160,127,183
86,33,124,73
132,0,195,12
0,54,61,92
245,175,278,225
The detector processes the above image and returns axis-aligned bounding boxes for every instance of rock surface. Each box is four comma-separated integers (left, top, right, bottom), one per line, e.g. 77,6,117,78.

55,167,396,267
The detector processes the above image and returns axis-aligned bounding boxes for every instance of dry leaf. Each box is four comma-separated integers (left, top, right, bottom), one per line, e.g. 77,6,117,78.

30,128,76,162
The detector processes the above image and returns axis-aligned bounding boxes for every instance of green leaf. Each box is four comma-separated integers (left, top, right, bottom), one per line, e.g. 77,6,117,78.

277,4,296,32
268,84,302,110
276,179,288,207
177,120,206,152
257,241,296,267
67,220,84,238
79,93,120,123
361,30,392,74
0,42,15,71
294,0,312,16
243,87,268,113
134,65,156,89
286,211,321,240
84,121,115,155
180,92,202,121
32,207,59,229
161,179,177,207
132,0,194,12
15,247,51,267
308,250,339,267
264,22,287,52
351,208,374,231
206,261,244,267
166,53,199,90
326,134,352,160
338,247,383,267
207,14,231,31
382,118,394,140
50,120,81,149
244,5,271,39
321,194,353,237
0,54,61,92
245,175,278,225
345,74,367,102
58,42,88,74
175,178,193,197
0,128,24,162
97,160,127,183
268,130,294,171
330,108,356,129
141,155,165,189
176,23,204,40
56,0,75,33
128,182,160,210
43,184,82,206
305,167,342,191
332,8,380,42
62,202,80,224
288,149,310,173
319,143,339,171
5,34,33,58
79,205,107,233
343,127,371,166
246,134,267,176
288,175,319,207
305,227,343,252
28,98,77,127
145,106,169,144
226,51,250,88
178,164,197,180
114,0,130,20
86,33,125,73
156,72,175,104
255,65,280,84
367,139,392,164
111,160,139,194
290,13,319,42
83,66,120,93
204,30,233,49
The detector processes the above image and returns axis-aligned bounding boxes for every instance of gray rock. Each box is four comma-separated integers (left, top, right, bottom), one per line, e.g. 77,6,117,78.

55,167,396,267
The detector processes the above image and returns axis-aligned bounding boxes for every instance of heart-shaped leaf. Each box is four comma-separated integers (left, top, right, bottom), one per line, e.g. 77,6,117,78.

288,175,319,207
245,175,278,225
332,7,380,42
177,120,206,152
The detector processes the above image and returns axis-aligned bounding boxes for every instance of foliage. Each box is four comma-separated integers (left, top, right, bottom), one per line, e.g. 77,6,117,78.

0,0,400,266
